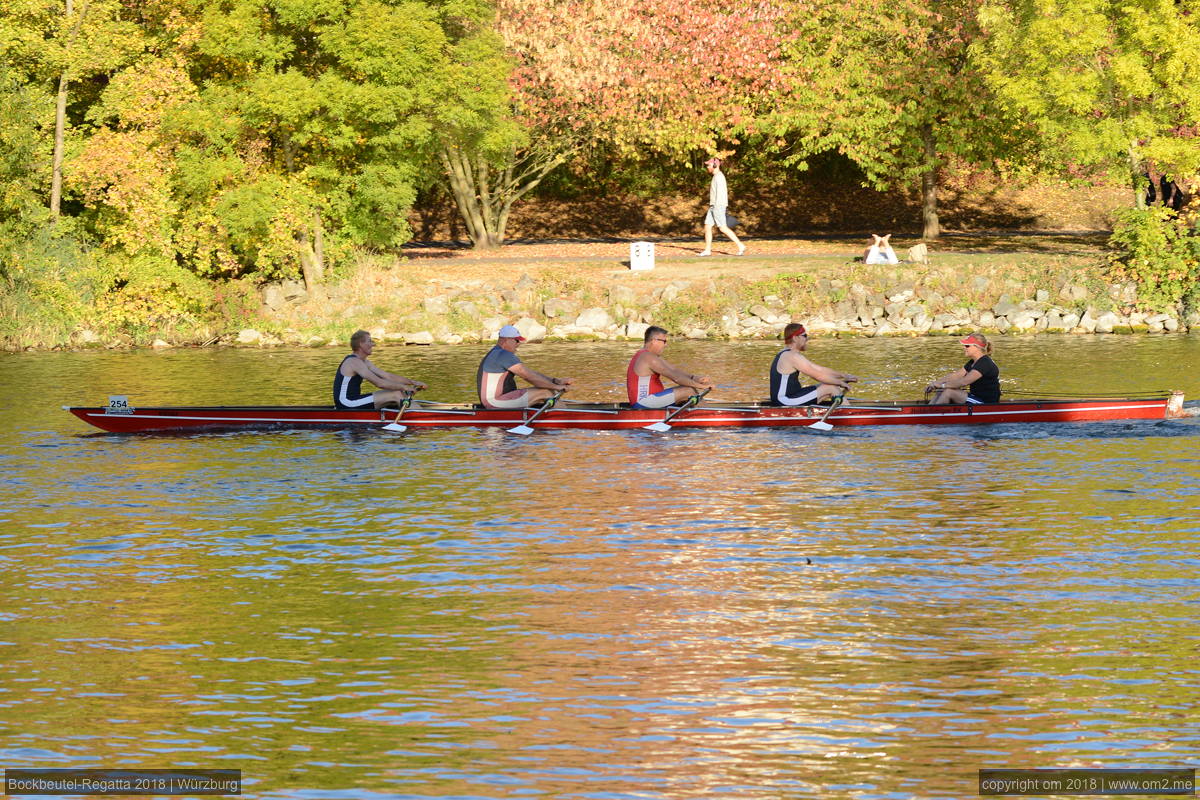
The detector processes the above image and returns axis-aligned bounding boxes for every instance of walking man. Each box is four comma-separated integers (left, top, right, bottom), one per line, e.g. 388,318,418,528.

699,157,745,257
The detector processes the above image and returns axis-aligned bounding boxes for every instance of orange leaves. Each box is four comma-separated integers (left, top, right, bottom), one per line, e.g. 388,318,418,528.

496,0,793,153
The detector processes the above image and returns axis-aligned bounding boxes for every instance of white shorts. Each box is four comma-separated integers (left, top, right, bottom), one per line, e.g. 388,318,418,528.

632,388,676,409
483,388,532,409
704,207,727,228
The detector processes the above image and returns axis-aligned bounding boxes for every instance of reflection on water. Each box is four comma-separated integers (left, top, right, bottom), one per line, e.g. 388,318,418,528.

1,336,1199,798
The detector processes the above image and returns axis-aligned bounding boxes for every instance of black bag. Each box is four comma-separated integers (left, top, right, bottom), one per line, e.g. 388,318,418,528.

725,212,739,228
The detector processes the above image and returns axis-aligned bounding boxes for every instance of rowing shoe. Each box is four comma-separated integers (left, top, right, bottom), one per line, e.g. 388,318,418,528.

645,387,712,433
507,391,565,436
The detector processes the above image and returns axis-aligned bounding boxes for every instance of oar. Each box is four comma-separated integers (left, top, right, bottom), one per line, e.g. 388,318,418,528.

506,391,564,436
382,395,413,432
807,394,845,432
645,387,711,433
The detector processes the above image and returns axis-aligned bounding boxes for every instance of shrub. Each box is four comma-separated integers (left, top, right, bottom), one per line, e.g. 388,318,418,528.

1107,206,1200,311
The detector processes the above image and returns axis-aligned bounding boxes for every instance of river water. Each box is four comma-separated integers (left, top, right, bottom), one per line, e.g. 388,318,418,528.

2,335,1199,799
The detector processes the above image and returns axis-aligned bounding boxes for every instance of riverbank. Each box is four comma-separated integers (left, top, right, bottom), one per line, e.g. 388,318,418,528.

10,232,1199,351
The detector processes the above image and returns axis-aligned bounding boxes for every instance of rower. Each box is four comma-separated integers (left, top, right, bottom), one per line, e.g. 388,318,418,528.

478,325,573,409
769,323,857,405
926,332,1001,405
626,326,713,408
334,329,426,409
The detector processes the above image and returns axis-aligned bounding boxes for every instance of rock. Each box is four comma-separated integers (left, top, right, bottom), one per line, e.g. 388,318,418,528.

237,329,262,344
1164,318,1179,332
1043,312,1066,332
912,312,932,332
907,243,929,264
978,311,996,328
514,273,537,291
1035,289,1050,303
574,307,613,329
1148,320,1164,333
684,328,708,339
992,299,1020,318
262,283,286,310
404,330,435,345
1094,311,1121,333
452,300,479,317
306,335,326,347
151,339,170,349
280,279,307,301
439,333,463,344
626,321,650,340
747,304,774,321
514,317,548,342
424,295,449,315
1010,312,1038,331
610,286,639,306
1061,312,1081,329
994,317,1012,333
660,285,681,302
872,320,895,337
77,329,101,345
543,297,579,318
1145,313,1169,325
1077,310,1097,333
887,289,914,303
918,288,944,307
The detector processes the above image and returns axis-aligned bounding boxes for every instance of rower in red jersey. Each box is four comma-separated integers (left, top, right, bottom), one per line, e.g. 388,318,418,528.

626,326,713,408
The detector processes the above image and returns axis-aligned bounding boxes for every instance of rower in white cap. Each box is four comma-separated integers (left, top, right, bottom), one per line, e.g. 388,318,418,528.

477,325,575,409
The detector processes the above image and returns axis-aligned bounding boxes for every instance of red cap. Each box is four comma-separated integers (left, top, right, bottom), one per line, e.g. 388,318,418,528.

960,333,987,348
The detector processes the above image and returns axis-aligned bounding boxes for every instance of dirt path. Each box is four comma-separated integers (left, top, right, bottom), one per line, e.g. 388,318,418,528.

397,233,1110,286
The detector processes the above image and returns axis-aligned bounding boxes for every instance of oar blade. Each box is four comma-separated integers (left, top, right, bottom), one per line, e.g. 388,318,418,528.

382,422,408,433
807,420,834,432
644,421,673,433
506,424,535,436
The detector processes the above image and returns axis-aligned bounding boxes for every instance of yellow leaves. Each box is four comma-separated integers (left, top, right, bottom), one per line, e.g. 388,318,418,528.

70,128,177,255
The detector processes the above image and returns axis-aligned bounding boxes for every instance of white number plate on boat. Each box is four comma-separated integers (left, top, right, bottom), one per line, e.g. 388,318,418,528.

106,395,134,415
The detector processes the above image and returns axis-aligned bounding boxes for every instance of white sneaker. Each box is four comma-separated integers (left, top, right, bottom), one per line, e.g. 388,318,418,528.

698,250,711,257
736,246,746,256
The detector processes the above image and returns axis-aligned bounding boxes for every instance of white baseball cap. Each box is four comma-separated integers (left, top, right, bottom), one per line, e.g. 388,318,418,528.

498,325,525,341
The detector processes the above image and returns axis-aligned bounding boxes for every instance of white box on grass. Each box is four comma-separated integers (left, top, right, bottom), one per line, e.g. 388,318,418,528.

630,241,655,271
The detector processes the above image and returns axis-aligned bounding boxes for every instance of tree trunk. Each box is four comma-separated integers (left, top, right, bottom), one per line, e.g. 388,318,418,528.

298,216,325,290
440,147,500,248
920,123,940,240
1130,140,1146,209
49,0,75,219
439,143,569,250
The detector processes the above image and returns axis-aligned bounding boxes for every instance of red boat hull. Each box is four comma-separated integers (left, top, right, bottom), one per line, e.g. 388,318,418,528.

65,396,1181,434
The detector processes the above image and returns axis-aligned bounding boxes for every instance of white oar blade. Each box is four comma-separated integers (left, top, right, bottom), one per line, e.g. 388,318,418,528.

506,424,535,436
382,422,408,432
808,420,834,431
644,421,672,433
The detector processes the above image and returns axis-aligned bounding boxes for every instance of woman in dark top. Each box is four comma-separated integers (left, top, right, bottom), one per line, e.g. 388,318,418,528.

926,333,1001,404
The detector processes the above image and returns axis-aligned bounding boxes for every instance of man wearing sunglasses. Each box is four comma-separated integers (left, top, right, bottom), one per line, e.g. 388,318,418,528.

627,326,713,408
769,323,857,406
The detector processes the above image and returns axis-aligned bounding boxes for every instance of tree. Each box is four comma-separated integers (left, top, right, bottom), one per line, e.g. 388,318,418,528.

77,0,485,286
973,0,1200,207
765,0,1032,239
437,0,794,248
0,0,144,218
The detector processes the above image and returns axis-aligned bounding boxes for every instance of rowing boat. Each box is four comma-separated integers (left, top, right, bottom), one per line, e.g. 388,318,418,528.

65,392,1191,434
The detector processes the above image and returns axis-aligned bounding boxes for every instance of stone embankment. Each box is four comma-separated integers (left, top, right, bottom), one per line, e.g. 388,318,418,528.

231,267,1198,348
